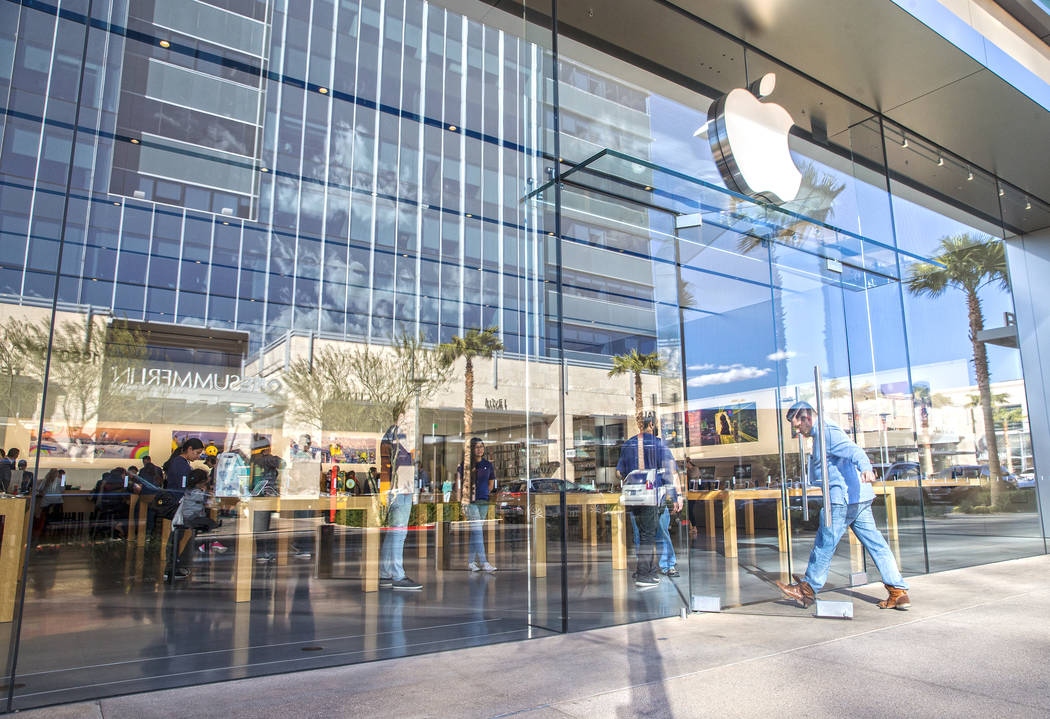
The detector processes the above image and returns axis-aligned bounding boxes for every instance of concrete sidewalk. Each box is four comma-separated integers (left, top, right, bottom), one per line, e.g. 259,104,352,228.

28,554,1050,718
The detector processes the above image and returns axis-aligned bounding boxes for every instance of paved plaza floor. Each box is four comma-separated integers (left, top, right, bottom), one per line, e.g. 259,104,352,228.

20,552,1050,718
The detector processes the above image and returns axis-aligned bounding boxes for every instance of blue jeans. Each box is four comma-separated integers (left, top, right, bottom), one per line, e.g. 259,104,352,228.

631,507,676,569
465,502,489,564
380,493,412,581
803,501,908,592
629,505,659,578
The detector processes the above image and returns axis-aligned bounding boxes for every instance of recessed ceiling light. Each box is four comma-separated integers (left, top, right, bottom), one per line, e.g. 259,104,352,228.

448,124,457,131
318,87,328,94
260,167,269,173
159,40,170,48
465,213,472,218
113,201,120,206
547,232,555,236
644,186,652,191
130,138,140,144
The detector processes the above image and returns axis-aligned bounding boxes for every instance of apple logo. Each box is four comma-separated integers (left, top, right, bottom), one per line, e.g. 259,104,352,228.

701,73,801,205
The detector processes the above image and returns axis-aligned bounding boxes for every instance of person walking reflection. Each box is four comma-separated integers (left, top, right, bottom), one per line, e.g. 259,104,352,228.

775,401,911,610
379,426,423,591
458,438,497,572
617,416,683,589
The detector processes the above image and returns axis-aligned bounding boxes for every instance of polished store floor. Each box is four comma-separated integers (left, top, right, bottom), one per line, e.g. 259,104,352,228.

7,501,1045,709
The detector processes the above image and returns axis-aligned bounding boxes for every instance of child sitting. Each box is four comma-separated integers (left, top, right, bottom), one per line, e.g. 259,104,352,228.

165,469,219,580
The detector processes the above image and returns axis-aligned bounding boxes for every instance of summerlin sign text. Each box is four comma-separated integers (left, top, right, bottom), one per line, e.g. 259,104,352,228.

112,367,282,394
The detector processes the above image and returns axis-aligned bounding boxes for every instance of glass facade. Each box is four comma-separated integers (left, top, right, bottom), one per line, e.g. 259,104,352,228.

0,0,1045,710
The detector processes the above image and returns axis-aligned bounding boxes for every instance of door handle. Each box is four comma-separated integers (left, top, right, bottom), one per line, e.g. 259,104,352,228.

797,434,809,522
814,366,832,528
780,472,789,523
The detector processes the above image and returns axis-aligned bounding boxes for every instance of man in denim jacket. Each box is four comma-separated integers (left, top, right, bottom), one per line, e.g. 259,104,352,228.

776,401,911,610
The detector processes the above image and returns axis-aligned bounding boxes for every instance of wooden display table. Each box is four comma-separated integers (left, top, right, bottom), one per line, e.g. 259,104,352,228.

0,497,28,622
687,483,903,558
529,493,627,578
222,495,382,602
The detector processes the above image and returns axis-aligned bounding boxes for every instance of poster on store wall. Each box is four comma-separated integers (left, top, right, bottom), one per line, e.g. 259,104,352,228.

685,402,759,446
288,434,377,465
170,430,271,459
30,427,150,459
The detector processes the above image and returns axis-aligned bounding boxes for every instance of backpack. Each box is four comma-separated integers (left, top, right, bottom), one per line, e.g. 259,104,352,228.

153,490,180,521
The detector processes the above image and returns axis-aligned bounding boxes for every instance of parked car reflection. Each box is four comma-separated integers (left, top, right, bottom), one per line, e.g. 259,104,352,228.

872,461,920,482
495,478,596,522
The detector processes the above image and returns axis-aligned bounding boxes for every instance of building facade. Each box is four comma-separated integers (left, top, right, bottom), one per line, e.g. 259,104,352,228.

0,0,1047,710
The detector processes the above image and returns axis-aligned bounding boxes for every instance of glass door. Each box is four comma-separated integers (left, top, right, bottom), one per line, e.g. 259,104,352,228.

676,223,789,611
753,240,923,614
765,242,860,610
679,229,864,615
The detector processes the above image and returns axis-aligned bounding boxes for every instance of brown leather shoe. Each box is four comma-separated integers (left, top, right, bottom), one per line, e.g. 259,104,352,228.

775,579,815,608
793,575,815,605
877,584,911,610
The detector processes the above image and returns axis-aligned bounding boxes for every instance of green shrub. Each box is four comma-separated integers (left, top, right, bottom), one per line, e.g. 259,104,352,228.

923,504,949,518
994,488,1037,513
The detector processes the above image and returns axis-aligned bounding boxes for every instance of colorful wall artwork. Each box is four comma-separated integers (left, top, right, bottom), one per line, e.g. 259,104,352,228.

30,427,150,459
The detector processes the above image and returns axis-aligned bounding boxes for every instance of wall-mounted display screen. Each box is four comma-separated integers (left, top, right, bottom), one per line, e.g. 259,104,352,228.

686,402,759,446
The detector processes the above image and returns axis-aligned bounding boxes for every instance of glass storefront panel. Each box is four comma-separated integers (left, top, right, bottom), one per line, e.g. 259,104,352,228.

0,0,1046,711
884,120,1044,572
1,0,560,708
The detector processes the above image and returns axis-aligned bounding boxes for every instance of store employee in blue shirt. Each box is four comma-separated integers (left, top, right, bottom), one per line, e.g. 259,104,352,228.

616,416,682,588
457,437,497,572
776,401,911,610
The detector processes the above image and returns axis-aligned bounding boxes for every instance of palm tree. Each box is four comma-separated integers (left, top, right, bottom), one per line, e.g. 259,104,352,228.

678,276,697,310
993,403,1024,476
438,327,504,501
913,383,950,476
608,349,664,467
906,234,1008,500
737,163,848,254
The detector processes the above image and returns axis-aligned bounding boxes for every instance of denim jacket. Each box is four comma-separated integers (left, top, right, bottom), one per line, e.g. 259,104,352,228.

808,420,874,505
